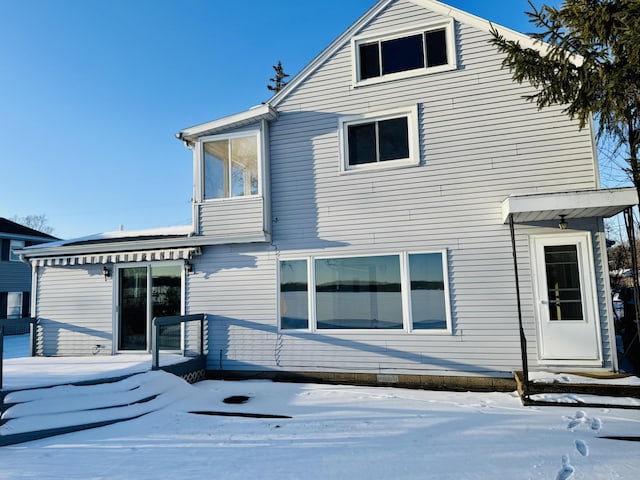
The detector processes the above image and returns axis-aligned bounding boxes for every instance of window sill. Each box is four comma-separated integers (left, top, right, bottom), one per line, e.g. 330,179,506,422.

352,63,457,89
340,160,420,175
200,195,263,204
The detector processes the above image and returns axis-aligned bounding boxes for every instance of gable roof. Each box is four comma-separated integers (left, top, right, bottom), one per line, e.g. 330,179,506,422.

180,0,553,136
268,0,546,108
0,217,58,241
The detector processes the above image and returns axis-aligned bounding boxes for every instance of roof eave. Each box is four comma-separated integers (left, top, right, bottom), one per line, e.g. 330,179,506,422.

502,187,638,224
177,104,278,142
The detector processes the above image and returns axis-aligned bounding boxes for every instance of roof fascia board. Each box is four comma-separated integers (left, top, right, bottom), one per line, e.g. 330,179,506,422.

269,0,395,107
0,233,57,242
178,104,277,141
502,187,638,224
410,0,545,52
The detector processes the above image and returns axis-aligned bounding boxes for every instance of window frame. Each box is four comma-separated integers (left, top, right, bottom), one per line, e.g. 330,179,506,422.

277,250,451,334
338,105,420,173
6,291,23,318
351,19,456,87
198,128,263,203
9,240,25,262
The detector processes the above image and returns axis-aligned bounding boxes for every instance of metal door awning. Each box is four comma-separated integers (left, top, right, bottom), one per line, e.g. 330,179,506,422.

502,187,638,224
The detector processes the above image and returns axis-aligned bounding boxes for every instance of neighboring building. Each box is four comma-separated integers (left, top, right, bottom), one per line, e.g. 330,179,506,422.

20,0,638,386
0,218,57,333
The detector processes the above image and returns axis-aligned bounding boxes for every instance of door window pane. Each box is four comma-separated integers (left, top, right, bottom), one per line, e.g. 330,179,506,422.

119,267,148,350
152,265,182,350
315,255,402,329
381,34,424,75
544,245,583,321
280,260,309,329
409,253,447,330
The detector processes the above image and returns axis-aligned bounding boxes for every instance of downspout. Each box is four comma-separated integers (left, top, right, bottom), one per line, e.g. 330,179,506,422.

509,214,530,399
30,261,38,356
623,207,640,365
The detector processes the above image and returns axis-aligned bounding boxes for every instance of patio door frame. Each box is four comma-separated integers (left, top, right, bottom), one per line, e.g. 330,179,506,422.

113,261,186,353
530,232,603,366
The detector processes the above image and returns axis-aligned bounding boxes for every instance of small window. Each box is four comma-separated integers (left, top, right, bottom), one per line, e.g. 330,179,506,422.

354,21,455,85
9,240,25,262
203,134,259,200
280,260,309,330
340,106,418,172
7,292,23,318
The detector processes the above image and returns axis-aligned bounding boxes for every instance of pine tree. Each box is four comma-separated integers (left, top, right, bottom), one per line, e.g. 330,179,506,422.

267,61,290,93
490,0,640,201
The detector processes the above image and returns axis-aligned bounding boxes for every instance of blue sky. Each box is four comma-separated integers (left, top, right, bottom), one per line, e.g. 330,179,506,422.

1,0,561,239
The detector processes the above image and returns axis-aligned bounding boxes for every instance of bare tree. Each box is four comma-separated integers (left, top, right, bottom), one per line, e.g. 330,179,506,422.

11,214,54,235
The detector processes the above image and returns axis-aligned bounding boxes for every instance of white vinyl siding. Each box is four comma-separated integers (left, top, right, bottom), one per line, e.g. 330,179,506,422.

258,0,601,376
35,265,113,356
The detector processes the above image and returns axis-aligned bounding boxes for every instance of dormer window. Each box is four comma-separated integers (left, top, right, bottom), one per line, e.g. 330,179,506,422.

353,20,456,86
202,131,260,200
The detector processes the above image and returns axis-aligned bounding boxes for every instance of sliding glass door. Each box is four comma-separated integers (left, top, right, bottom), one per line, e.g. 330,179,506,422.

118,264,182,351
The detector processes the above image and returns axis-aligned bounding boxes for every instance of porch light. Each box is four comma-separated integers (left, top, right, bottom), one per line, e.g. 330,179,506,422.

558,215,568,230
185,260,194,274
102,265,111,281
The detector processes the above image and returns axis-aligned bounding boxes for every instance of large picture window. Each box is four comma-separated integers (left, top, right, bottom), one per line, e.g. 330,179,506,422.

339,106,419,172
316,255,403,329
203,133,259,200
279,251,450,332
353,21,455,85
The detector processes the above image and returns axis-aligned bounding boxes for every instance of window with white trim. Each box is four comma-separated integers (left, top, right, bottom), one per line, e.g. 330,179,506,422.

9,240,25,262
202,131,260,200
278,251,450,332
339,106,419,172
7,292,23,318
353,20,456,85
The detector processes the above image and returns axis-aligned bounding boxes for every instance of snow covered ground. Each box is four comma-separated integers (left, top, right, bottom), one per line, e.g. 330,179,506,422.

2,334,640,479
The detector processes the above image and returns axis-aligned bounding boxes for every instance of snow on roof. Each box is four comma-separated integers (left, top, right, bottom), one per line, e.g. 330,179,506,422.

24,225,193,250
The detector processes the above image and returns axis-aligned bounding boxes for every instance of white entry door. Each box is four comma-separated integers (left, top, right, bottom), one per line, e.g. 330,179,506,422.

531,233,602,363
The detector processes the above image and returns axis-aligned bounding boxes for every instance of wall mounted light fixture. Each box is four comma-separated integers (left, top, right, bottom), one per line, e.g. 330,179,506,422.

102,265,111,281
185,260,194,274
558,215,568,230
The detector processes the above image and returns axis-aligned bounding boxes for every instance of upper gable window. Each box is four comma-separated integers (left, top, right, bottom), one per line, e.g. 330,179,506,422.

353,20,456,86
339,105,419,172
202,132,259,200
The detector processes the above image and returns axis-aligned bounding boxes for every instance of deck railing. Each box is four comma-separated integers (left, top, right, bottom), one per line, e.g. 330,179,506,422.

151,313,205,371
0,317,38,390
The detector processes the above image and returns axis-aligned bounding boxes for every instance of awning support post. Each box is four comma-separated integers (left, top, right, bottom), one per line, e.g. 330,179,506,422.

509,213,530,398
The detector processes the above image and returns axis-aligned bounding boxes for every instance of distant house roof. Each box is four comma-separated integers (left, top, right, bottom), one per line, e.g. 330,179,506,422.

0,217,58,241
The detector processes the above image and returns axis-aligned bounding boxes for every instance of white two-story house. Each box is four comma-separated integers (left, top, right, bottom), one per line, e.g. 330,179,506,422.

20,0,637,388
